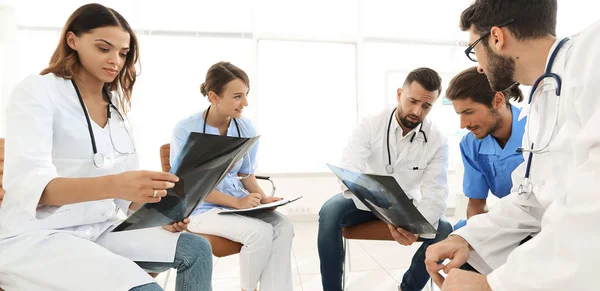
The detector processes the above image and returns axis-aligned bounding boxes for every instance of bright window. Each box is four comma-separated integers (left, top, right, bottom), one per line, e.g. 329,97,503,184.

130,35,254,170
255,40,357,173
361,0,473,41
4,0,596,176
254,0,359,40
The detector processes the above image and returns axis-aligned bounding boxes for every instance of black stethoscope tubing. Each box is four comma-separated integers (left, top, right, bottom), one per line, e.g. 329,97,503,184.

386,108,428,174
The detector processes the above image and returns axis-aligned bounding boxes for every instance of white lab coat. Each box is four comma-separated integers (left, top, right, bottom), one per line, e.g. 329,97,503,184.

453,21,600,290
0,73,180,291
339,107,449,238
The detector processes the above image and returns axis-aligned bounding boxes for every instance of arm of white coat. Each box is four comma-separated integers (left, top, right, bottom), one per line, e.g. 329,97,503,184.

115,198,134,216
485,97,600,290
3,76,59,217
3,77,121,216
339,117,373,189
452,191,543,274
114,151,140,216
416,142,449,239
484,32,600,291
338,117,373,209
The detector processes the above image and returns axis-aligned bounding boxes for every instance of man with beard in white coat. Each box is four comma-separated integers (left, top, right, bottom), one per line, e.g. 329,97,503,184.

318,67,453,291
425,1,600,290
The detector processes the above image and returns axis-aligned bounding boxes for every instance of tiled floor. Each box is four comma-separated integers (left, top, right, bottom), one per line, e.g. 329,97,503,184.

156,221,449,291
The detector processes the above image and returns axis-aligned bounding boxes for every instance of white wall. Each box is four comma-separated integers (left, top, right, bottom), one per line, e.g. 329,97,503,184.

4,0,597,223
0,3,16,137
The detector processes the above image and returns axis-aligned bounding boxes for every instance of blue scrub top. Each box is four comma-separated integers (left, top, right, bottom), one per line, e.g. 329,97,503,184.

170,110,259,215
460,105,526,199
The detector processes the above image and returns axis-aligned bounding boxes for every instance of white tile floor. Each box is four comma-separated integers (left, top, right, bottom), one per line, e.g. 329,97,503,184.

156,221,450,291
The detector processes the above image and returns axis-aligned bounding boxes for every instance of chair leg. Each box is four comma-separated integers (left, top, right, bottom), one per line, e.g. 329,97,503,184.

347,239,352,273
342,238,352,291
342,238,346,291
161,268,173,289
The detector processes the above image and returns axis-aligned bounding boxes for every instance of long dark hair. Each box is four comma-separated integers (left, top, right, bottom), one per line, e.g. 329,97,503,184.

40,3,139,113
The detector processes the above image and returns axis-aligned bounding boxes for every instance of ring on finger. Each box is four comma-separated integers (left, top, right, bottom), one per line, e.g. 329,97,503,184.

153,189,158,198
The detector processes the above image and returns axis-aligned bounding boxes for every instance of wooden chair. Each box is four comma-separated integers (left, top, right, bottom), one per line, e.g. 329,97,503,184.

342,220,437,290
159,143,276,258
341,220,394,289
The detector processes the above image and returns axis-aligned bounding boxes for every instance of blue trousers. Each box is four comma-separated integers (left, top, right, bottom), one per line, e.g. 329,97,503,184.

131,233,213,291
317,193,452,291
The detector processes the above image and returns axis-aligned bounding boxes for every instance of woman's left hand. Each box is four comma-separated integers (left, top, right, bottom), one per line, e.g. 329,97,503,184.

163,218,190,233
261,196,283,204
260,196,283,210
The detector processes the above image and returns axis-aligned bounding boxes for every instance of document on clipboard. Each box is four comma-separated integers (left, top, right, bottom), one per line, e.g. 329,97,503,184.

327,164,437,235
112,132,259,232
219,196,303,214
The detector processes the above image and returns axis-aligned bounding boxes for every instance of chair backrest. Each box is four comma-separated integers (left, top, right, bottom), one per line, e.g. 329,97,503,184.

0,138,5,206
159,142,276,196
160,143,171,173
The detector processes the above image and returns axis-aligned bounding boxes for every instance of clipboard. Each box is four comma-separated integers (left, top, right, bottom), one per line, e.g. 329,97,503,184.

219,196,303,214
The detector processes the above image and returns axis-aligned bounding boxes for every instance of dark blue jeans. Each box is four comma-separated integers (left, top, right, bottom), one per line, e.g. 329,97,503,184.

317,193,452,291
132,233,213,291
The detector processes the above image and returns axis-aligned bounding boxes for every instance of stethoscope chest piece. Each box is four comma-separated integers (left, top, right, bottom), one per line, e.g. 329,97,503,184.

385,164,394,174
517,179,533,199
71,79,134,169
93,153,105,168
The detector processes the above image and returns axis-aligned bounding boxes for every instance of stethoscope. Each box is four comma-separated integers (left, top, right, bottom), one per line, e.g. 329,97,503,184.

73,80,135,168
203,105,250,180
385,108,428,174
516,37,569,198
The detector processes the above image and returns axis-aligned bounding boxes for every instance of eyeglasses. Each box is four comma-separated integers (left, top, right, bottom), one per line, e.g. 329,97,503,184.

464,19,515,62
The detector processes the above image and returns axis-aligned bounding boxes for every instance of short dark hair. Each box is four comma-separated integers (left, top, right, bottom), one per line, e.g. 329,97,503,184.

460,0,557,40
403,67,442,96
200,61,249,97
446,66,524,107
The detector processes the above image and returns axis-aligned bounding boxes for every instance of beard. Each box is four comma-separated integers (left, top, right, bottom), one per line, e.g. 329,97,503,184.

397,109,421,129
480,107,502,139
484,44,518,91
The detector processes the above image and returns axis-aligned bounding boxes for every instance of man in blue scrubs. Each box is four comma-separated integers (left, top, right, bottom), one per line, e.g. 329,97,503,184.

445,67,526,229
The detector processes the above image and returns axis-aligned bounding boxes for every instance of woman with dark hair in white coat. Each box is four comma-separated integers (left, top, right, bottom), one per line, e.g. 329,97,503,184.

0,4,212,291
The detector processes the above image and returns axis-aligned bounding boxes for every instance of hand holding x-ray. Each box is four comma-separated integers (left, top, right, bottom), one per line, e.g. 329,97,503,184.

113,133,259,232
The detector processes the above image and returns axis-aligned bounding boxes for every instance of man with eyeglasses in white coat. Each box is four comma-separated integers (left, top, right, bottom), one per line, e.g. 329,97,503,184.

425,1,600,290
